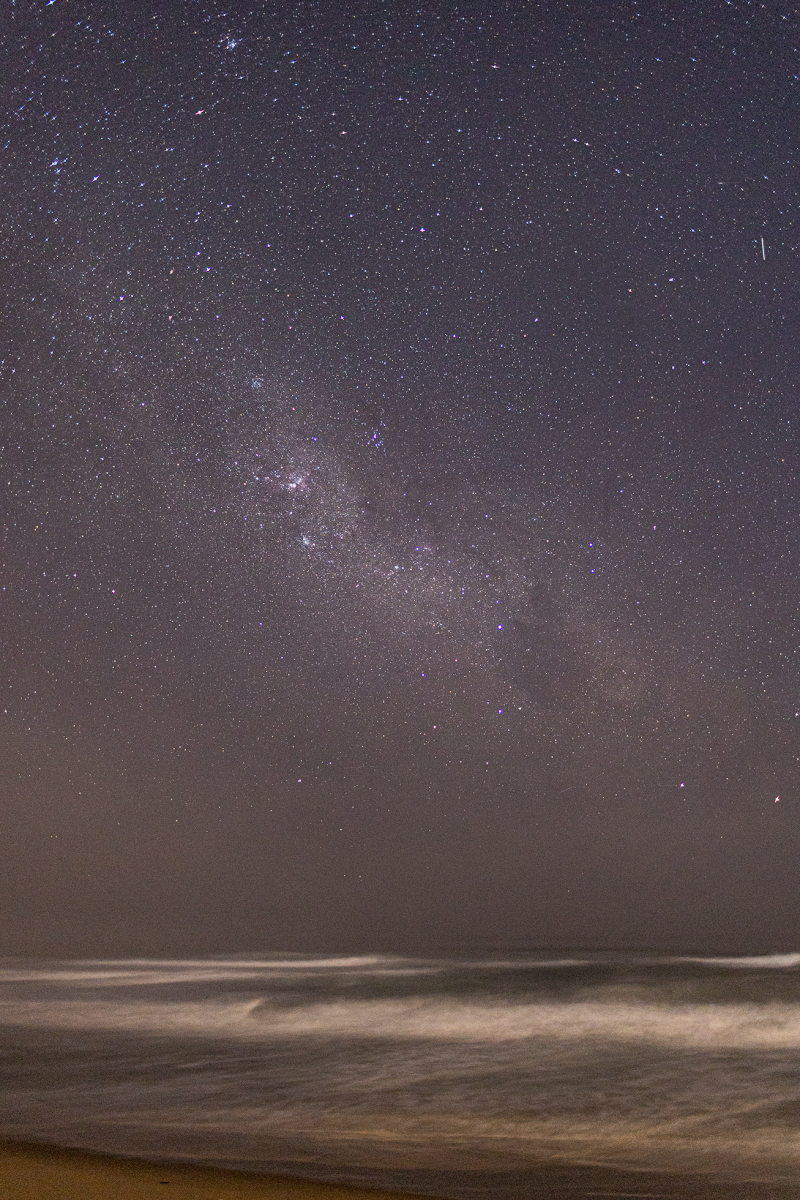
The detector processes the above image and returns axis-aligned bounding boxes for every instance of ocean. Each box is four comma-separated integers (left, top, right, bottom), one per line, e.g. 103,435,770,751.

2,952,800,1197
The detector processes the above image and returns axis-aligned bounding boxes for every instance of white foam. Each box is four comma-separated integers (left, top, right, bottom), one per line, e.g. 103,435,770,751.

3,994,800,1049
6,952,798,991
678,953,800,969
0,955,431,987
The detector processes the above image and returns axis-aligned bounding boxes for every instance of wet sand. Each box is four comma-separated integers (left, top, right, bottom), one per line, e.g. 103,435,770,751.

1,1140,800,1200
0,1141,421,1200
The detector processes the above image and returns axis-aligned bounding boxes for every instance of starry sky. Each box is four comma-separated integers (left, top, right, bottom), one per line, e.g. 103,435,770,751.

3,0,800,956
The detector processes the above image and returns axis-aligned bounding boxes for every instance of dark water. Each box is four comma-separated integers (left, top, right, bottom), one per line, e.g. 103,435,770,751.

2,953,800,1196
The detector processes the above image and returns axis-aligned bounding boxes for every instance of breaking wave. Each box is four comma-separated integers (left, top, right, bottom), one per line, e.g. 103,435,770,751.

3,953,800,1190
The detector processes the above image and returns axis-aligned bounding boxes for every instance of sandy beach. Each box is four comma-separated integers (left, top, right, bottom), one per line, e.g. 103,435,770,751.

0,1141,428,1200
4,1140,800,1200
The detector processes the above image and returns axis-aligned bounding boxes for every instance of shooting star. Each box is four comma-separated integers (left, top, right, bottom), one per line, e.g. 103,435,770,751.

761,236,766,260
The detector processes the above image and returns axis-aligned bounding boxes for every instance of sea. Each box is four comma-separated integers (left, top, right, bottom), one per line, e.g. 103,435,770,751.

2,952,800,1198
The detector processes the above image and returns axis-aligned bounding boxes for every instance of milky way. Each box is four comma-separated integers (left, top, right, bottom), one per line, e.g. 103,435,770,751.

3,0,800,954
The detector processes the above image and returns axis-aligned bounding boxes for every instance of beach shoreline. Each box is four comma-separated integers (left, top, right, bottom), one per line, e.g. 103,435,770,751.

0,1139,424,1200
3,1139,800,1200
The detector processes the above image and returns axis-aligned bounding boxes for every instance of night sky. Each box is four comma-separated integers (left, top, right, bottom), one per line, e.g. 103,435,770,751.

3,0,800,956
